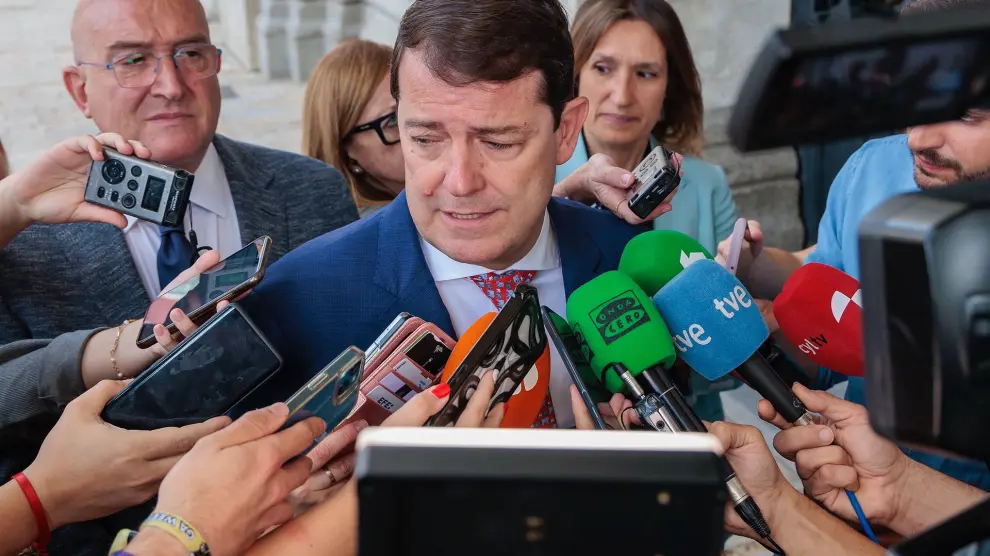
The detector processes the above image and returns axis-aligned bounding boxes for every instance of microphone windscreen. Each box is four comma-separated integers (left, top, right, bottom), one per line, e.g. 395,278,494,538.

619,230,714,297
566,271,676,393
773,263,864,377
441,313,551,428
652,259,769,381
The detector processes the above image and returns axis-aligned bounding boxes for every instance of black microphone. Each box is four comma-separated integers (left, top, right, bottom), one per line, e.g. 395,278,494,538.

759,340,813,388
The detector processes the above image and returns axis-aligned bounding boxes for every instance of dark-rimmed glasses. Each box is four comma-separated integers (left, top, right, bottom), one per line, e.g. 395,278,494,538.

345,112,400,146
76,44,222,89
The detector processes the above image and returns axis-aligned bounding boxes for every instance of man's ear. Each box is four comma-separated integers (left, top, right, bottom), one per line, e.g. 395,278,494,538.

63,66,92,118
555,96,589,165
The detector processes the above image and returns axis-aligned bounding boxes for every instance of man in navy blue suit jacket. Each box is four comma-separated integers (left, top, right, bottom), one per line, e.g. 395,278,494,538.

241,0,659,428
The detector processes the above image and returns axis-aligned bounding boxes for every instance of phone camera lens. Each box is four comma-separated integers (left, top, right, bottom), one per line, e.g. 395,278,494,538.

335,363,360,402
101,159,126,185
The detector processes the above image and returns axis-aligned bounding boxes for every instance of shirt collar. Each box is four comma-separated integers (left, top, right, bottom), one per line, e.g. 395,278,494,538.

124,143,228,232
420,211,560,282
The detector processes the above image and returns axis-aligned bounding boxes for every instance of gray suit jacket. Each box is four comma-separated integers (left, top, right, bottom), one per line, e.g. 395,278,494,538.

0,135,357,556
0,134,358,342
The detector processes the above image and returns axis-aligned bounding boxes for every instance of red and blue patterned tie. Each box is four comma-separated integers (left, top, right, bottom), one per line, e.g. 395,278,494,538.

469,271,557,428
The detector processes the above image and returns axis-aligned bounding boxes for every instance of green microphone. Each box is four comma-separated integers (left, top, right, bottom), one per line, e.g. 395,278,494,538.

565,271,676,394
567,271,780,548
618,230,714,297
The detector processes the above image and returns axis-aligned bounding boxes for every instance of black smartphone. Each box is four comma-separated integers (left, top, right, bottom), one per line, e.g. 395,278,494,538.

541,306,610,430
102,304,282,430
137,237,272,348
428,284,546,427
282,346,365,433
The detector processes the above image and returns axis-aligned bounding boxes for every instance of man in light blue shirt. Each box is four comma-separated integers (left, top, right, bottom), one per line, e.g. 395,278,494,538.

728,107,990,489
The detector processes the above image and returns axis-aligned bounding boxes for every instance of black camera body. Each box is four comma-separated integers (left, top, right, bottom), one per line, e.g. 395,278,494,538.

627,146,681,220
860,181,990,462
84,148,194,227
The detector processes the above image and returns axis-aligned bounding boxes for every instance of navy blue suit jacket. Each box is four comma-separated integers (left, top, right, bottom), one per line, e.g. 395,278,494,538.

241,192,644,405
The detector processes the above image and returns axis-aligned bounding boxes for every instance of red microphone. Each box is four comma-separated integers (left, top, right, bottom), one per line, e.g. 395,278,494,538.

773,263,864,377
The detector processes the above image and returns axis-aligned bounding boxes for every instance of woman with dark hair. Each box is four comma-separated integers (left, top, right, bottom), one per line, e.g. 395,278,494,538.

558,0,737,251
557,0,740,421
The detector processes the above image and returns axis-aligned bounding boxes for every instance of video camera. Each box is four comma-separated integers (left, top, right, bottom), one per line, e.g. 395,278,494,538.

729,4,990,553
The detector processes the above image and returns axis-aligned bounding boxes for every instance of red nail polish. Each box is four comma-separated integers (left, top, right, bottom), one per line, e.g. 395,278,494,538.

432,383,451,399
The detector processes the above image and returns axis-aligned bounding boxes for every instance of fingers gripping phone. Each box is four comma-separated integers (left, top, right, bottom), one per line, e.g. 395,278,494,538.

136,237,272,348
101,304,282,430
428,284,547,427
542,307,610,430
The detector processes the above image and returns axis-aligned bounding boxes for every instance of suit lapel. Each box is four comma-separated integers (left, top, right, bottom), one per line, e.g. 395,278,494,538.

57,223,149,321
212,136,287,258
548,199,604,297
373,193,455,337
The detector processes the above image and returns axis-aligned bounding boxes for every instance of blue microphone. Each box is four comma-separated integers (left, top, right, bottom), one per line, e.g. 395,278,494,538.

652,259,810,424
653,258,881,545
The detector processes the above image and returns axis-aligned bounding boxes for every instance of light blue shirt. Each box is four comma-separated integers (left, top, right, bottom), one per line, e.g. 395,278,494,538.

807,134,990,490
556,133,741,421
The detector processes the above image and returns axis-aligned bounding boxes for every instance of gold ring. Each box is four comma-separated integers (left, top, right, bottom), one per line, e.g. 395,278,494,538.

614,199,624,215
324,467,337,486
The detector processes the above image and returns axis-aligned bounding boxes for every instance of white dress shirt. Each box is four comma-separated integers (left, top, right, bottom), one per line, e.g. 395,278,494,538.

420,212,576,428
123,143,243,300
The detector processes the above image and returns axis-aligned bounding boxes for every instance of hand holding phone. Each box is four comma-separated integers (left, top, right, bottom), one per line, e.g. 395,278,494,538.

102,304,283,430
428,284,546,427
137,236,272,349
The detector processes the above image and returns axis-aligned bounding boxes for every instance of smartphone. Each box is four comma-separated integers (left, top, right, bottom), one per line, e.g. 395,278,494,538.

343,325,455,427
541,306,610,430
428,284,546,427
365,313,417,371
725,218,749,276
282,346,365,433
101,304,282,430
136,236,272,348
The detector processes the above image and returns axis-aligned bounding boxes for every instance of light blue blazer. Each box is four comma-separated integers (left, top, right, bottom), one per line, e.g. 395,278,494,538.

556,134,738,255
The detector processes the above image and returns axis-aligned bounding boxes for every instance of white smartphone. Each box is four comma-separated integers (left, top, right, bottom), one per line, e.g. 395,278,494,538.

725,218,749,275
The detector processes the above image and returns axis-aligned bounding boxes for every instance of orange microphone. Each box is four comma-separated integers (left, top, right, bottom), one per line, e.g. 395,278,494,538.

442,313,551,428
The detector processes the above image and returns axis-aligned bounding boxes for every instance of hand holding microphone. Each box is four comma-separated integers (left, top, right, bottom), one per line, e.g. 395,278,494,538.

760,383,911,532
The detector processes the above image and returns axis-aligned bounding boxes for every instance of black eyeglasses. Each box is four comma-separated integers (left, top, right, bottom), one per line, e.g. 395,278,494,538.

345,111,400,146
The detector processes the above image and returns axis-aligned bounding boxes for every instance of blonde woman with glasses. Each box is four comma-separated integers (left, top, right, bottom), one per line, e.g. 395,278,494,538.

304,40,404,218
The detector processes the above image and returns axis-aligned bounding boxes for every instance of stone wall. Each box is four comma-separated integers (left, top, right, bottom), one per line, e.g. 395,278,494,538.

210,0,803,250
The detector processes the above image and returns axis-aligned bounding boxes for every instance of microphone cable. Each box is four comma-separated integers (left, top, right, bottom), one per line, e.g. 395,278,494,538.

610,363,787,555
